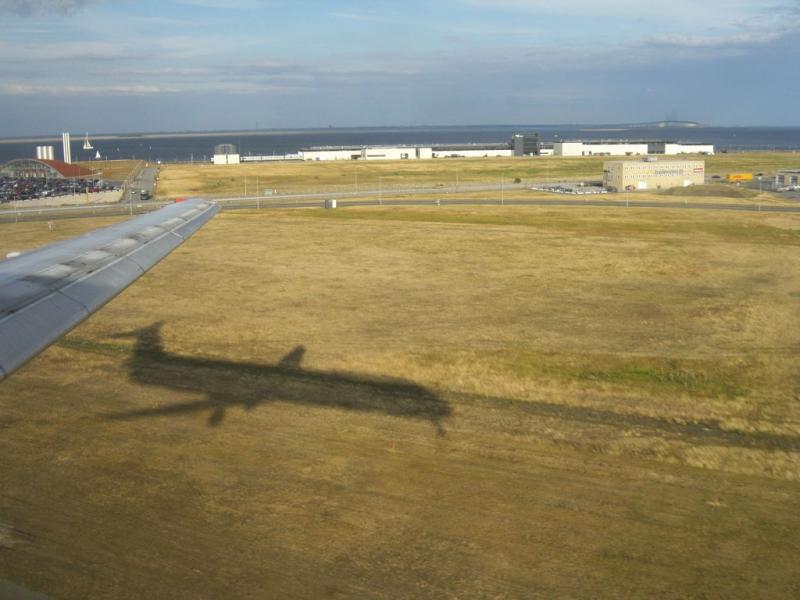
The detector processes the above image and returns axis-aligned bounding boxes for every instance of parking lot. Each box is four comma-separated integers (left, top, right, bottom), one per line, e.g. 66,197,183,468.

529,183,609,195
0,176,119,204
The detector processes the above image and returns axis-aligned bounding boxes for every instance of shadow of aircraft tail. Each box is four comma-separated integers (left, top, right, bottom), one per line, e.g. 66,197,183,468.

106,323,451,436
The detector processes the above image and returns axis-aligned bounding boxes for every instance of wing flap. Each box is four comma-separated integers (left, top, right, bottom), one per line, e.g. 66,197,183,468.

0,198,219,381
125,233,183,272
58,257,144,313
0,280,51,317
0,292,88,379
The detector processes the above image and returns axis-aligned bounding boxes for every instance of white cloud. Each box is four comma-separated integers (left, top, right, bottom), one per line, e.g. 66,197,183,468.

453,0,798,40
0,82,175,95
647,30,788,48
174,0,265,8
0,0,101,15
457,0,760,18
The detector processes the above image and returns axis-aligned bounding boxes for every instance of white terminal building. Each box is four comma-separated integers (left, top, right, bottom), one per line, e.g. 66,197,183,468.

553,141,714,157
300,144,512,161
300,140,713,161
603,159,706,192
209,135,714,165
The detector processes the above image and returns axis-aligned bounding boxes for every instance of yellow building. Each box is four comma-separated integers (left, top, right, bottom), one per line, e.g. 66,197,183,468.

603,159,705,192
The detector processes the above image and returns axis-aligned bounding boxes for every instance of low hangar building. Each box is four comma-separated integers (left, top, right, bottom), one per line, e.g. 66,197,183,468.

212,143,240,165
775,169,800,188
603,159,705,192
0,158,94,179
553,141,714,157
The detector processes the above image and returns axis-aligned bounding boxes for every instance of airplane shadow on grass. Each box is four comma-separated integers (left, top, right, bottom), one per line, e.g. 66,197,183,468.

105,322,451,436
102,323,800,453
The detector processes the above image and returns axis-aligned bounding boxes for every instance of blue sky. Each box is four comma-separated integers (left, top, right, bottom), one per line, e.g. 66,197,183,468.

0,0,798,135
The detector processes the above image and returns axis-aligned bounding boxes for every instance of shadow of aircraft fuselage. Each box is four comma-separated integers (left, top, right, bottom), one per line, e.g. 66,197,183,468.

106,323,451,435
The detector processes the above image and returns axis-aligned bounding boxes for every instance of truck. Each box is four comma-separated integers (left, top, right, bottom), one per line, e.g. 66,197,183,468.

726,173,753,183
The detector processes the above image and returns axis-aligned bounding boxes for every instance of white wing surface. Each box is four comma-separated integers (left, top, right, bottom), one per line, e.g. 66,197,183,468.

0,198,219,381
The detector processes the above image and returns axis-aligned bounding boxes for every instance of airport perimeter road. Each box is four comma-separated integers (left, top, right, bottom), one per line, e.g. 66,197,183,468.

3,195,800,224
216,196,800,214
124,165,158,204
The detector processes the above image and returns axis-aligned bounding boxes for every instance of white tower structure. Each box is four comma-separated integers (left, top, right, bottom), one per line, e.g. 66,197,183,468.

36,146,55,160
62,132,72,164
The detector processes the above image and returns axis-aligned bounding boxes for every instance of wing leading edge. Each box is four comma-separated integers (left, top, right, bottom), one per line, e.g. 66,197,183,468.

0,198,219,381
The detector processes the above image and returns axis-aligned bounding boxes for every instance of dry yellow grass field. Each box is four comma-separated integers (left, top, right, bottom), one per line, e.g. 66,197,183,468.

74,159,143,182
1,205,799,598
155,152,800,198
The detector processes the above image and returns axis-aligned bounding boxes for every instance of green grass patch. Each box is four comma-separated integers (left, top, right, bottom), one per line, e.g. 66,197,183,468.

498,350,747,398
57,337,130,356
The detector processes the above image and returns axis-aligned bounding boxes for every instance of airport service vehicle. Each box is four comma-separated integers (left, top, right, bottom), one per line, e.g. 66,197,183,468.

726,173,753,183
0,198,219,381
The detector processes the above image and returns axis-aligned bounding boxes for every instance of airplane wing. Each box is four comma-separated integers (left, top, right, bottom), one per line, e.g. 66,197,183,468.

0,198,219,382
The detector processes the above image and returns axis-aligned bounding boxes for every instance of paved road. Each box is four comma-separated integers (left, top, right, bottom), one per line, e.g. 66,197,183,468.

123,165,158,204
216,196,800,213
3,194,800,225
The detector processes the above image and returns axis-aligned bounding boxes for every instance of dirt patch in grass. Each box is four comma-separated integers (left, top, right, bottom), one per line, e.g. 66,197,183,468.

661,183,758,198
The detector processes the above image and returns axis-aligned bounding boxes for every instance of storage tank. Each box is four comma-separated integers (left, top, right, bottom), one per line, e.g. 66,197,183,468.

35,146,54,160
214,143,237,155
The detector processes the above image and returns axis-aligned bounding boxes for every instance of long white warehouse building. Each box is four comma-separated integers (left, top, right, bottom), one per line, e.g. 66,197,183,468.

647,142,715,155
209,136,715,165
301,145,512,161
554,141,649,157
302,146,433,161
553,141,714,157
